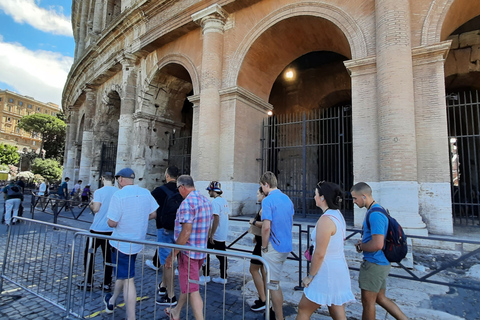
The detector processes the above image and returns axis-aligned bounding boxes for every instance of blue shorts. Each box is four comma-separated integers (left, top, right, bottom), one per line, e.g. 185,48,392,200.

111,248,137,280
157,228,176,265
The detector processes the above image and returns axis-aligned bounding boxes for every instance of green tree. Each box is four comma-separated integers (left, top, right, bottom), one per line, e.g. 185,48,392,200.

0,143,20,165
31,158,62,182
18,113,66,161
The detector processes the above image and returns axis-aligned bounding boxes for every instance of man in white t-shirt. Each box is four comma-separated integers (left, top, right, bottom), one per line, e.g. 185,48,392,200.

103,168,159,319
78,172,117,291
200,181,230,284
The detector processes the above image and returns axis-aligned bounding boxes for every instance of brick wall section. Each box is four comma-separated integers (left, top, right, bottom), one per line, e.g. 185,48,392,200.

375,0,418,182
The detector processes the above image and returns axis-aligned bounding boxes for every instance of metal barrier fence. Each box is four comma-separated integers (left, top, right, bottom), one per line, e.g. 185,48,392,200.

1,217,273,319
30,193,92,223
227,218,480,292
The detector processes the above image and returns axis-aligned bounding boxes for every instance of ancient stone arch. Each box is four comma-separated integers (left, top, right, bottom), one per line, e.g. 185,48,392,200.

155,54,200,95
422,0,480,45
76,113,85,144
228,1,368,95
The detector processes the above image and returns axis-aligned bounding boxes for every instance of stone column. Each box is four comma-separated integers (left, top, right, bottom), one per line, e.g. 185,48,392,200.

413,41,453,234
78,88,96,184
115,55,137,173
344,57,380,227
64,109,79,181
75,0,89,59
92,0,104,35
375,0,425,231
191,4,228,181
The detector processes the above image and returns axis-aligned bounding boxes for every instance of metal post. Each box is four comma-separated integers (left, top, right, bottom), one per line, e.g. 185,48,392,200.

302,112,307,217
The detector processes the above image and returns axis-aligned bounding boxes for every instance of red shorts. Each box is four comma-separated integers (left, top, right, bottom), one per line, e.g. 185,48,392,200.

178,253,204,294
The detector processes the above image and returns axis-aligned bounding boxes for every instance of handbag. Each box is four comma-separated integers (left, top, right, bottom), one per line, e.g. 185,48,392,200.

304,245,314,262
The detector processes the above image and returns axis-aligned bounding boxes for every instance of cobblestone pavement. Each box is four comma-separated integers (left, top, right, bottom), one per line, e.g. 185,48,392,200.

1,195,480,319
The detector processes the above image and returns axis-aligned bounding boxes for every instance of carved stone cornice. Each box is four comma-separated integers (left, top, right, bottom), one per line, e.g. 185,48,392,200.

219,86,272,112
344,56,377,77
192,4,229,31
132,111,184,128
412,41,452,67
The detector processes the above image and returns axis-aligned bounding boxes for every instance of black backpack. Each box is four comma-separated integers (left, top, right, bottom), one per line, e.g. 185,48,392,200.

159,185,183,230
365,206,408,263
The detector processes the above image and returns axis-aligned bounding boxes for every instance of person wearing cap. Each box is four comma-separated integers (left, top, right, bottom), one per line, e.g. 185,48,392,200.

164,175,213,320
103,168,159,319
78,172,118,291
200,181,231,284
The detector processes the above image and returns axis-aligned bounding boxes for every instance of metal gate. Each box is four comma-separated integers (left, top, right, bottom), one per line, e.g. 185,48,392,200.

98,142,117,188
447,90,480,225
168,131,192,175
260,106,353,222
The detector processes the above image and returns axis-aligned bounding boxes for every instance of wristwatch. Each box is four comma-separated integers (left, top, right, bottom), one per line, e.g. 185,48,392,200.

261,246,268,253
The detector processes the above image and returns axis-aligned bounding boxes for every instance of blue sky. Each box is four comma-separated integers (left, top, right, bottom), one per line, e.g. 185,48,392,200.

0,0,74,107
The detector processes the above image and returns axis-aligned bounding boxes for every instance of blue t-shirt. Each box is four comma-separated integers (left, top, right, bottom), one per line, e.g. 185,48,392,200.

261,189,294,253
362,203,389,265
57,181,68,196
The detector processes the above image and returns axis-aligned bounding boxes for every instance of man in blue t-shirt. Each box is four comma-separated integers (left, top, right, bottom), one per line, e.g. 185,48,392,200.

351,182,407,320
260,171,294,320
57,177,70,199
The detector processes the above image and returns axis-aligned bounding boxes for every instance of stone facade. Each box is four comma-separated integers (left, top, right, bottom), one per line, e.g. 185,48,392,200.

63,0,480,235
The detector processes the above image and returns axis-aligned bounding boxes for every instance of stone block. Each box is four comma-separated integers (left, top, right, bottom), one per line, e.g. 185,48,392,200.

454,48,472,74
471,45,480,62
448,34,459,49
459,30,480,48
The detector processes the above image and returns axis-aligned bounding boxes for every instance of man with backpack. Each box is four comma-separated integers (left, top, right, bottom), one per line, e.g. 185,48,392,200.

351,182,407,320
147,166,183,306
3,180,23,226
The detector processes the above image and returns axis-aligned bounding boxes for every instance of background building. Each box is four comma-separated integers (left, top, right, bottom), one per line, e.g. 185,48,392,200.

0,89,61,156
63,0,480,235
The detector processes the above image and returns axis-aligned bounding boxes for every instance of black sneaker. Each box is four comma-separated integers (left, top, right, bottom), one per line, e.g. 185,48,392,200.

103,293,114,314
251,299,266,312
155,295,177,306
157,285,167,296
77,281,92,291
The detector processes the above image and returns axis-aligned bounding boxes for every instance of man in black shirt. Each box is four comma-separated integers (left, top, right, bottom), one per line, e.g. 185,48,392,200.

147,166,182,306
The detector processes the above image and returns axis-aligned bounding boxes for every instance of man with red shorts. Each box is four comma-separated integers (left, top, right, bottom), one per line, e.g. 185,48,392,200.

164,175,212,320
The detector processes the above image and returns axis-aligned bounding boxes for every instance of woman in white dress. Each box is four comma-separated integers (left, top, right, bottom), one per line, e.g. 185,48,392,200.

296,181,354,320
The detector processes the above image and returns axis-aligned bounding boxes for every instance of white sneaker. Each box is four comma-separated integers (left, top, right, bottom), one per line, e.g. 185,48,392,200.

145,259,159,271
212,277,227,284
198,275,211,284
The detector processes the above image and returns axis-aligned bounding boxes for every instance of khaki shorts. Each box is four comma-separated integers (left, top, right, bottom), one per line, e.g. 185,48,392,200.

358,260,391,293
261,242,289,282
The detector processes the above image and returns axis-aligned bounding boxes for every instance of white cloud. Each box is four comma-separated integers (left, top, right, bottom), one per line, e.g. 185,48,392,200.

0,39,73,106
0,0,72,37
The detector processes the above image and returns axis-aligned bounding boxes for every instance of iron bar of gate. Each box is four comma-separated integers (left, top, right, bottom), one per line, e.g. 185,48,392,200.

302,113,307,217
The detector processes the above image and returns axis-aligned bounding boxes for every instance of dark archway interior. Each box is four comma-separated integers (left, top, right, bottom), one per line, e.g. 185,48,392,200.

445,15,480,225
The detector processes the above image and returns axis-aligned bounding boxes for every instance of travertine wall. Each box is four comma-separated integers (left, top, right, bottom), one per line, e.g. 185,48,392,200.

63,0,480,234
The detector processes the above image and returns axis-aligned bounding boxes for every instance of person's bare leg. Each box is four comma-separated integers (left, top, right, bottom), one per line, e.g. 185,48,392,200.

110,279,124,304
190,291,204,320
270,281,284,320
327,304,347,320
250,264,266,302
361,289,378,320
168,293,187,319
376,288,408,320
163,265,175,298
124,278,137,320
295,294,319,320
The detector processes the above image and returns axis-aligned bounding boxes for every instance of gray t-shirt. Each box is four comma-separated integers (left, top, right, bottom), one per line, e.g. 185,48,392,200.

90,186,118,232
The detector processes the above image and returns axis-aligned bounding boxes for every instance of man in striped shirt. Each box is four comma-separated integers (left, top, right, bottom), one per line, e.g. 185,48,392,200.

164,175,213,320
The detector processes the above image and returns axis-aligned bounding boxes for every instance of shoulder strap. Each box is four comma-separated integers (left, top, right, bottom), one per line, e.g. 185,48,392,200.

159,184,174,197
365,205,388,230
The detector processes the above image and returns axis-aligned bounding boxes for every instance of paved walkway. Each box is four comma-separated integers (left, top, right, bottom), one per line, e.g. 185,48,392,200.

0,195,479,319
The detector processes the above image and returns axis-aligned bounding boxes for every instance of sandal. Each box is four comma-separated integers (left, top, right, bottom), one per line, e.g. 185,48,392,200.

164,307,180,320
